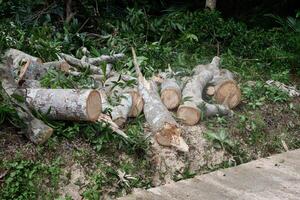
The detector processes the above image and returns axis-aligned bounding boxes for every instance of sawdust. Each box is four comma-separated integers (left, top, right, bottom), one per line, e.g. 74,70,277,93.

148,124,226,186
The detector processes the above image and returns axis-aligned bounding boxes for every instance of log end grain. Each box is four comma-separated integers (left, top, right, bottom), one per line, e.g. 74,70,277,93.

161,89,181,110
206,86,215,96
214,80,241,109
86,90,102,121
177,105,200,125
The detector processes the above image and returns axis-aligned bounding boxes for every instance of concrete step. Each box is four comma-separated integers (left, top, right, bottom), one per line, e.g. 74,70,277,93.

119,149,300,200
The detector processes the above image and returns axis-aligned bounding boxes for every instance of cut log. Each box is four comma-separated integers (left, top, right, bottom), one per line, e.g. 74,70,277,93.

104,75,143,118
210,69,241,109
88,53,125,65
206,86,215,96
25,89,101,121
177,57,232,125
195,57,241,109
132,47,188,152
160,79,182,110
110,93,132,127
0,58,53,144
214,80,241,109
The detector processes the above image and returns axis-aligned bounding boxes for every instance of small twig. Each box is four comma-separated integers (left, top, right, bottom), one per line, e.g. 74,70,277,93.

76,18,89,34
216,41,220,57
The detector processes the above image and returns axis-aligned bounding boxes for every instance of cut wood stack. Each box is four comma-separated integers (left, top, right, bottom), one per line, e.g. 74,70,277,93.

3,48,241,150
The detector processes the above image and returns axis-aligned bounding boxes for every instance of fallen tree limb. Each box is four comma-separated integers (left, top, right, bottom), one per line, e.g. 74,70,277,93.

177,57,232,125
59,53,111,75
87,53,125,65
266,80,300,97
98,114,128,139
132,47,188,152
0,58,53,144
43,60,71,72
25,89,101,121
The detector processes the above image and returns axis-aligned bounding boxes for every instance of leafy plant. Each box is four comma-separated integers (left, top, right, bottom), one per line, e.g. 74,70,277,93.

205,129,234,150
0,159,61,199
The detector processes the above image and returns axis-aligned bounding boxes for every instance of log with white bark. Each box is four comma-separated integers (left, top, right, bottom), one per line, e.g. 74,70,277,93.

25,89,101,121
87,53,125,65
195,57,241,109
208,69,241,109
0,58,53,144
104,75,144,118
160,78,182,110
5,48,42,65
177,57,232,125
132,47,188,152
18,60,47,82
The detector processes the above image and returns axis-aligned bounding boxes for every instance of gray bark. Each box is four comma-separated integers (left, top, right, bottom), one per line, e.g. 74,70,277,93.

0,58,53,144
132,47,188,152
25,89,101,121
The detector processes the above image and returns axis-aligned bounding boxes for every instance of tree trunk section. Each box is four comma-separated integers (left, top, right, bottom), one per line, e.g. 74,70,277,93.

25,89,101,121
160,79,181,110
177,57,231,125
132,47,188,152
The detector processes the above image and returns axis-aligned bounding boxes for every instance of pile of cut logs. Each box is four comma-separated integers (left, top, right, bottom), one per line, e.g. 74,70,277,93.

1,48,241,152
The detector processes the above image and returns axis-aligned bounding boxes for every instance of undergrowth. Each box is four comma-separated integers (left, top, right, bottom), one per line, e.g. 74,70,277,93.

0,4,299,199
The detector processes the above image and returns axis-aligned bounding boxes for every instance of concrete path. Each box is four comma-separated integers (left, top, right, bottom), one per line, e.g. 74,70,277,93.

119,149,300,200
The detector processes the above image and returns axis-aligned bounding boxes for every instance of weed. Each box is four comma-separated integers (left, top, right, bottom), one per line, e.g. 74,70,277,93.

0,158,61,200
205,129,234,150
